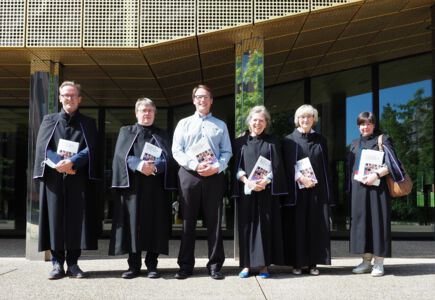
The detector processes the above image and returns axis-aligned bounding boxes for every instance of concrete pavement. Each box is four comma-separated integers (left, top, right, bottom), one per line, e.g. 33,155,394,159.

0,239,434,300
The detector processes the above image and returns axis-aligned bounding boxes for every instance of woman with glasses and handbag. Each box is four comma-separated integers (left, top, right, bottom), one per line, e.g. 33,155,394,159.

347,112,407,277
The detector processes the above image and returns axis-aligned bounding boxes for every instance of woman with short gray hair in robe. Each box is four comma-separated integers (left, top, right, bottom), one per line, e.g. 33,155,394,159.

281,104,333,276
232,105,287,279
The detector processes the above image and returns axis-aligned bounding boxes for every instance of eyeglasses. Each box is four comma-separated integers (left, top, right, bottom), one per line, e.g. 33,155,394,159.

299,115,313,119
194,95,210,100
60,94,78,99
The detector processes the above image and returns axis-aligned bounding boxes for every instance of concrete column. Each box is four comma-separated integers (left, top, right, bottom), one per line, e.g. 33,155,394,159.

26,59,60,260
234,37,264,259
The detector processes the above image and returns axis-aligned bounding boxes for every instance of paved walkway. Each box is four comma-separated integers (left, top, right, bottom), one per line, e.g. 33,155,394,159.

0,240,434,300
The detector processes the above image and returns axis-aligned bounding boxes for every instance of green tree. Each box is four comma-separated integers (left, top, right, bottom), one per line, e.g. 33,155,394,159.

380,88,433,222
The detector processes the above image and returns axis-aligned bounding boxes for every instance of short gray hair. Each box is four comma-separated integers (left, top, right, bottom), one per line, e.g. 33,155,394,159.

135,98,156,113
294,104,318,127
246,105,271,133
59,81,81,96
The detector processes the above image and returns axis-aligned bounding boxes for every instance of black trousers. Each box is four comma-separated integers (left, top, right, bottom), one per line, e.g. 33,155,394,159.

51,249,81,266
177,168,225,273
127,251,159,271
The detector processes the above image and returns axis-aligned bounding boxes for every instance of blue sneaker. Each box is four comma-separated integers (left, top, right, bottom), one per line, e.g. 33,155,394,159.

258,272,270,279
239,271,250,278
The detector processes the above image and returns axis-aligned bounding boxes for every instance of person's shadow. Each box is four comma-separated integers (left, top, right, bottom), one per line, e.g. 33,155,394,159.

85,266,242,280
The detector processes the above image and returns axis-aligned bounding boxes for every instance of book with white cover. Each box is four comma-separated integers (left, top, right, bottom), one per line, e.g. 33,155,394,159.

248,156,272,182
140,142,162,161
188,138,218,165
296,157,318,189
43,158,57,168
57,139,79,159
354,149,384,186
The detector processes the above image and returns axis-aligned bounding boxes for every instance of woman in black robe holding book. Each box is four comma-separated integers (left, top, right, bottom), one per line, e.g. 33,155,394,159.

347,112,406,277
281,104,334,276
232,105,287,278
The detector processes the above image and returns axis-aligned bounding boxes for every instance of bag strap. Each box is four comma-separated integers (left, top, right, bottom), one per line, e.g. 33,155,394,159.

377,134,384,152
351,140,359,153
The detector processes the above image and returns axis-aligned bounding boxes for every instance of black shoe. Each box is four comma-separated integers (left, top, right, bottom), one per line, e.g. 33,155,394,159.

48,262,65,280
147,270,160,279
122,269,141,279
174,270,192,280
210,270,225,280
66,264,88,279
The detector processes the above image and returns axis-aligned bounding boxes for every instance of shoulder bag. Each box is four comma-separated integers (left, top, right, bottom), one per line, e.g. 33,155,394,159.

377,135,413,197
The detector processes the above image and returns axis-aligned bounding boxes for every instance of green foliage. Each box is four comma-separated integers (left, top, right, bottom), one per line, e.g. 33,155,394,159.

235,50,264,137
380,88,433,222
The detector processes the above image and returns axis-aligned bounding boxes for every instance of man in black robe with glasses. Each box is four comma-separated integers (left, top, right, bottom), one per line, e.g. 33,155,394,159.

34,81,99,280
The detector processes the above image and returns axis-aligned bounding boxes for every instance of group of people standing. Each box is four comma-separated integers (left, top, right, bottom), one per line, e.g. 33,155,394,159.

34,81,407,280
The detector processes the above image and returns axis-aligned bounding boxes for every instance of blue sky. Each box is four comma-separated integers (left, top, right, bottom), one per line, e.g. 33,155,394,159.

345,80,432,145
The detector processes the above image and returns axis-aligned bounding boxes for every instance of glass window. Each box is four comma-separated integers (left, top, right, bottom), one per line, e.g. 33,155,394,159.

0,108,28,232
311,66,372,232
346,93,372,145
265,80,304,138
379,54,433,233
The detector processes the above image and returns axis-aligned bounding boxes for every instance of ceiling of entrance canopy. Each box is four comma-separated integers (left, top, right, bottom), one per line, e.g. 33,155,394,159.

0,0,432,107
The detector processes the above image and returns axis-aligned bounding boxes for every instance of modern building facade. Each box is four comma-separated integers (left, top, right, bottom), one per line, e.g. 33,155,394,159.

0,1,434,254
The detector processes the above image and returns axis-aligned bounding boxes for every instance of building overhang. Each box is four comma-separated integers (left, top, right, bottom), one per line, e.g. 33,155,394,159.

0,0,432,107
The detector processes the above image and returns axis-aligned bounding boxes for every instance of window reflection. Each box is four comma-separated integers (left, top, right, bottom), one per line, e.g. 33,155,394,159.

379,54,433,231
266,80,304,138
0,108,28,232
346,93,372,145
312,67,372,232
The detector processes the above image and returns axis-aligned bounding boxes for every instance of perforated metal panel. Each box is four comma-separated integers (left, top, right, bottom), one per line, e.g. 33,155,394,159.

84,0,139,47
255,0,309,22
197,0,252,34
140,0,195,46
27,0,82,47
0,0,25,47
311,0,359,10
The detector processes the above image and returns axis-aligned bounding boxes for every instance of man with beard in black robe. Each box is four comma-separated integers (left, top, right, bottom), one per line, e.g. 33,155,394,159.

34,81,99,280
110,98,176,279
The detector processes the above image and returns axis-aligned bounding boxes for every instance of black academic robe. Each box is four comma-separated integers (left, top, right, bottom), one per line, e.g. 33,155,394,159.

109,124,177,256
33,109,99,251
232,133,287,268
347,133,405,257
281,129,334,267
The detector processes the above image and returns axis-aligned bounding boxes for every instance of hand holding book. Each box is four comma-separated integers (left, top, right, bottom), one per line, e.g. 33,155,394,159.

242,156,272,195
359,172,380,186
297,175,316,188
295,157,318,189
43,158,76,175
353,149,384,186
139,160,156,176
